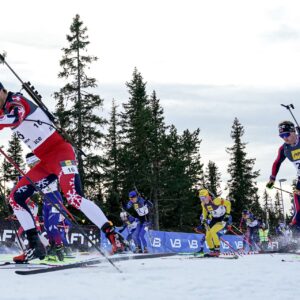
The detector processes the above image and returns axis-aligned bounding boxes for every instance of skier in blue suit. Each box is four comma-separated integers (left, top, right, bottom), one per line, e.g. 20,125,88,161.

125,191,152,253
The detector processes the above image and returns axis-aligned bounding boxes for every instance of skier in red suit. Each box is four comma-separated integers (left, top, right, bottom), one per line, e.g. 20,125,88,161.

0,82,124,262
267,121,300,228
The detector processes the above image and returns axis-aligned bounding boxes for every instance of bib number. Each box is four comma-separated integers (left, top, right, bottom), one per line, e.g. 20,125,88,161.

60,160,78,175
294,160,300,176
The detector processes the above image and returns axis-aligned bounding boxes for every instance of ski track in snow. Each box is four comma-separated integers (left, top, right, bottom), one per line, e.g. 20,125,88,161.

0,254,299,300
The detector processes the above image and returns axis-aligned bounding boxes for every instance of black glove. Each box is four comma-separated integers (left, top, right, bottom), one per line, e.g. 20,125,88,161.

223,214,230,222
266,180,274,189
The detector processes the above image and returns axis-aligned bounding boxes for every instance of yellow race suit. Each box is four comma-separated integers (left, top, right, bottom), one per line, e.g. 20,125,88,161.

201,197,231,250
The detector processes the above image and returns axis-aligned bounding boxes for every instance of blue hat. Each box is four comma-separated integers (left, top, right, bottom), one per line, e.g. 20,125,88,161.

129,191,137,198
0,82,4,90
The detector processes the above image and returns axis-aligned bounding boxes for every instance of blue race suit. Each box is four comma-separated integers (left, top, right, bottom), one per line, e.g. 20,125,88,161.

125,197,152,250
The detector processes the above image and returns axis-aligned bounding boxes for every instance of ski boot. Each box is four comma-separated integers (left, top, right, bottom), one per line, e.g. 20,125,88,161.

134,246,143,253
204,247,220,258
101,222,125,254
13,228,46,263
143,247,149,254
55,243,64,261
194,247,204,257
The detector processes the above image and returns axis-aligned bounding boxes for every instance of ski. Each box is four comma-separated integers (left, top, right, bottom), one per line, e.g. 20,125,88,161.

0,262,55,270
178,252,239,259
168,253,239,260
0,254,82,269
15,252,176,275
193,254,239,259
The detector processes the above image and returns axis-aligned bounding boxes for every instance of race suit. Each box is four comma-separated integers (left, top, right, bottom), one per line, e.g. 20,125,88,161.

270,137,300,226
0,92,108,232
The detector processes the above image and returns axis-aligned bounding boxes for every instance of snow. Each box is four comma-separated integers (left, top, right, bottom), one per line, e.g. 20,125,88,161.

0,253,299,300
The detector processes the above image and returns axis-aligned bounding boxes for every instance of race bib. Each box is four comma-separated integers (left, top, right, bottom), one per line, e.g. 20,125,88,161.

292,160,300,176
12,107,55,150
211,205,226,218
60,160,78,174
136,205,149,216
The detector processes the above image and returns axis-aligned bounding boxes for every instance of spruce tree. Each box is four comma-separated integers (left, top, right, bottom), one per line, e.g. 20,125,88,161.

2,133,25,186
103,99,122,223
226,118,261,223
119,68,152,196
204,160,221,197
54,14,106,194
0,156,6,218
147,91,168,229
160,126,203,231
274,191,284,220
262,190,270,224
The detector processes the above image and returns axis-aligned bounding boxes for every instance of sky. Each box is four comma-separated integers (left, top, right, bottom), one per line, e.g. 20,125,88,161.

1,0,300,210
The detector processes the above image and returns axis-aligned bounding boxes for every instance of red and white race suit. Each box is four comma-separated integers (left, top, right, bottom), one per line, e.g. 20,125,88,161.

0,92,108,231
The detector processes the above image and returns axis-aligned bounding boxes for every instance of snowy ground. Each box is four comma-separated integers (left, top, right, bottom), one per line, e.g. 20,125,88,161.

0,253,299,300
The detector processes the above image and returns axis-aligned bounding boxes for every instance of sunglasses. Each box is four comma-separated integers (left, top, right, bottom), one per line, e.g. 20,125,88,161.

279,132,291,139
200,196,207,201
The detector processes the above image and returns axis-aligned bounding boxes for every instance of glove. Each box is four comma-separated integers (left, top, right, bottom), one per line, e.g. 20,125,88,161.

223,214,230,222
266,180,275,189
294,189,300,196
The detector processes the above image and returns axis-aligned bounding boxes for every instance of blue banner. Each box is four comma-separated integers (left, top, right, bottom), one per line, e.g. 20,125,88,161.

101,228,280,253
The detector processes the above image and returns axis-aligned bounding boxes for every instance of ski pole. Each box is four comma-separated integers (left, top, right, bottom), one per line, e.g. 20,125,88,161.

0,54,86,157
273,186,293,195
231,224,244,235
229,226,257,251
0,147,122,273
281,104,300,134
219,236,242,256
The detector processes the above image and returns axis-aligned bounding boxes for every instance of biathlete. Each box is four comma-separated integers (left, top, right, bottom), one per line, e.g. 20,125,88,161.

199,189,231,257
0,82,124,262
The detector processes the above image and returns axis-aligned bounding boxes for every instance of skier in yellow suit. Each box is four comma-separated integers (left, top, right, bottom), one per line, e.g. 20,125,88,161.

199,189,231,257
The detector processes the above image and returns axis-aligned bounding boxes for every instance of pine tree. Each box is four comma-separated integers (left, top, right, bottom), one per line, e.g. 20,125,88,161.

2,133,25,186
262,190,270,225
159,126,203,231
147,91,168,229
54,14,106,193
204,160,221,197
226,118,261,223
103,99,123,223
0,156,6,218
119,68,152,196
274,191,284,220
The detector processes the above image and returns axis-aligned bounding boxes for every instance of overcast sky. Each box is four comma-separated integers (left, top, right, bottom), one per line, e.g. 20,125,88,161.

1,0,300,209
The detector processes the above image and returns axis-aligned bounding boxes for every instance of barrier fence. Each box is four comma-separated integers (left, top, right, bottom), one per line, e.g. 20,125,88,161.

0,220,280,253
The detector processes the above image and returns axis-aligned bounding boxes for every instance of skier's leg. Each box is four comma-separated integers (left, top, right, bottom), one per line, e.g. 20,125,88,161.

139,223,148,252
43,143,125,253
210,222,225,251
9,166,56,262
205,228,214,251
